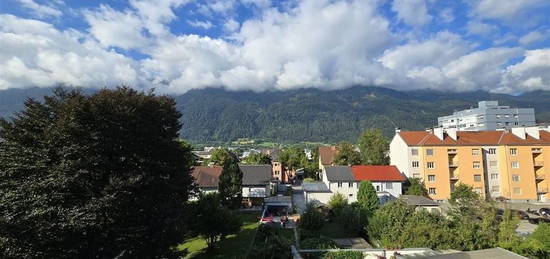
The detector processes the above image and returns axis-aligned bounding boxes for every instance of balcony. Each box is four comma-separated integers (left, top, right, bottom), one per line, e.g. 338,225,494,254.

536,174,545,181
447,149,457,155
450,174,459,181
534,161,544,167
532,148,542,154
449,162,459,167
537,187,548,193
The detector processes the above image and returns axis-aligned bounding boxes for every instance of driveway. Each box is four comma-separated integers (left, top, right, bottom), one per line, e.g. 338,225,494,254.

292,185,306,214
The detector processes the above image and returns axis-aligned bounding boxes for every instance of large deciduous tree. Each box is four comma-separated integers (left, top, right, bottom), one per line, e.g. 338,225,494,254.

404,178,429,197
218,155,243,209
242,152,272,165
0,87,194,258
357,129,389,165
333,142,362,166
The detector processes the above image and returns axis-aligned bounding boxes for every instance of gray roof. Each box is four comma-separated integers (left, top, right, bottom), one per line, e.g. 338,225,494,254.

422,248,526,259
400,195,439,207
325,166,355,182
303,182,331,193
239,165,272,186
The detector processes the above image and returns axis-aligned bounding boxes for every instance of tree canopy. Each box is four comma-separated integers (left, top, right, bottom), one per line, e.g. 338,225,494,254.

357,129,389,165
207,147,236,166
0,87,194,258
357,180,379,214
218,155,243,209
242,152,272,165
404,178,429,197
333,142,362,166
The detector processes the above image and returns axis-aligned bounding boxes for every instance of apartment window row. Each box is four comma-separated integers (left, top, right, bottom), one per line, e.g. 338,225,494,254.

512,174,520,182
474,174,482,182
337,182,355,188
510,148,517,155
511,161,519,169
429,188,436,195
472,148,479,156
490,173,499,180
428,175,435,182
427,162,435,169
412,161,419,168
488,148,497,154
473,161,481,169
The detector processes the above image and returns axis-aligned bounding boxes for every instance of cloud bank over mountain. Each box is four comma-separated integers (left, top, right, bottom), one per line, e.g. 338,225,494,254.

1,0,549,94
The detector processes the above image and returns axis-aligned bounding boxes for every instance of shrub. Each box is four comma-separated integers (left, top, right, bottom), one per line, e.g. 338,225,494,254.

328,193,348,218
300,203,325,232
301,237,339,249
322,251,363,259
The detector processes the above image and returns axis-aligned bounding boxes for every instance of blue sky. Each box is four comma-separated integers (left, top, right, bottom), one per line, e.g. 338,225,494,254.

0,0,549,94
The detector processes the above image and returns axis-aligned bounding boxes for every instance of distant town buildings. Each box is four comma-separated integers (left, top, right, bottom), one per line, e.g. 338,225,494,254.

438,101,535,131
390,126,550,202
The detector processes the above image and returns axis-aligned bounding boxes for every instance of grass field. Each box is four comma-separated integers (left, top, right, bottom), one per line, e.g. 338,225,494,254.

177,212,260,259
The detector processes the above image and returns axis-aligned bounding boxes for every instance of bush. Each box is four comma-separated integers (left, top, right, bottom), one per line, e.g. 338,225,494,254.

338,205,365,236
301,237,339,249
328,193,348,218
322,251,363,259
248,224,291,259
300,203,325,232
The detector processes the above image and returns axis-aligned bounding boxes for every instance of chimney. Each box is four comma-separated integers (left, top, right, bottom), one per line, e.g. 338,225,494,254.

446,128,457,140
395,128,401,133
511,127,526,139
525,126,540,139
433,127,444,140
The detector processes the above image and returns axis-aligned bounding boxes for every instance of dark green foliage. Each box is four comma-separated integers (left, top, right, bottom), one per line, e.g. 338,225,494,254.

0,87,194,258
207,147,236,166
337,205,365,236
300,237,339,249
328,193,348,218
449,184,482,218
247,224,291,259
357,181,379,215
300,203,325,232
368,200,414,247
242,152,272,165
190,193,242,249
322,251,363,259
404,178,429,196
357,129,389,165
279,147,308,171
516,223,550,258
219,155,243,209
333,142,362,166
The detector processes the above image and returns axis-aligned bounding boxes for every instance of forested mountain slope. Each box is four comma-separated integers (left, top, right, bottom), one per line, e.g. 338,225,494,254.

2,86,549,143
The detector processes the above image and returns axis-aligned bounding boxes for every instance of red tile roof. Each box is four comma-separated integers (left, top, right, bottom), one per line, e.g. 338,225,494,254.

319,146,338,165
398,130,550,146
351,165,406,182
192,166,222,188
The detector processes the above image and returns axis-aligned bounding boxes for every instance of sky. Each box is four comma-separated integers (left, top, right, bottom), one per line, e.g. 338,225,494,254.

0,0,549,94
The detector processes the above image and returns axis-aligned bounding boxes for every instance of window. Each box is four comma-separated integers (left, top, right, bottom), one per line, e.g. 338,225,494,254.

514,122,518,125
511,161,519,169
348,182,353,188
490,173,499,180
376,185,380,192
428,175,435,182
411,148,418,156
510,148,517,155
488,148,496,154
496,115,501,119
491,186,499,192
412,161,419,168
474,187,482,194
512,174,520,182
427,162,435,169
428,188,436,195
413,173,421,178
489,161,497,167
349,194,353,197
472,149,479,155
473,161,481,169
386,182,393,189
513,187,521,195
474,174,482,182
338,182,342,187
426,149,434,156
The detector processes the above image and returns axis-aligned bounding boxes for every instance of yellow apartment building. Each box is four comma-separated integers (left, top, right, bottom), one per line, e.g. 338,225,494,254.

390,127,550,202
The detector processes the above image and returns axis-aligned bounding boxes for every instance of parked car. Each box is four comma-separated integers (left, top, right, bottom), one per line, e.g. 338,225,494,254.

539,208,550,218
496,209,529,220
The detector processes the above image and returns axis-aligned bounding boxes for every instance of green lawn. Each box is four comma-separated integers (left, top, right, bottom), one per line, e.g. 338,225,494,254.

177,212,260,259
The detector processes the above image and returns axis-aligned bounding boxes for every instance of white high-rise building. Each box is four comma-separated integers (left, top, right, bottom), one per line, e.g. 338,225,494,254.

438,101,535,131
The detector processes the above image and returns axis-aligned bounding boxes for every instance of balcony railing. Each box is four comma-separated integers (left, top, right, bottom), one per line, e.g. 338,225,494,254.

447,149,457,154
532,148,542,154
449,162,459,167
534,161,544,167
450,174,459,181
536,174,545,181
537,187,548,193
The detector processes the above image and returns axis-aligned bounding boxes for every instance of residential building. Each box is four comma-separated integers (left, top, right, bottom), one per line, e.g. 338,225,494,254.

263,148,296,183
191,165,273,205
400,195,441,213
438,101,535,131
304,165,405,204
390,126,550,202
319,146,338,167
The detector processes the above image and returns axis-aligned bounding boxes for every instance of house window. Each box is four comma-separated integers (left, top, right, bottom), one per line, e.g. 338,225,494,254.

512,174,520,182
411,148,418,156
510,148,517,155
491,186,499,192
426,149,434,156
428,188,436,195
376,185,380,192
489,161,497,167
412,161,419,168
511,161,519,169
274,170,279,175
472,149,479,155
349,194,353,197
474,187,482,194
490,173,499,180
348,182,353,188
428,175,435,182
427,162,435,169
474,174,481,182
386,182,393,189
513,187,521,195
473,161,481,169
488,148,496,154
413,173,421,178
338,182,342,188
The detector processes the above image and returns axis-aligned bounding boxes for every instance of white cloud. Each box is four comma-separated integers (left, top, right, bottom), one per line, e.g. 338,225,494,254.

0,14,140,90
439,8,455,23
16,0,62,18
469,0,547,20
391,0,432,27
500,48,550,92
466,21,499,36
188,20,213,29
519,30,547,46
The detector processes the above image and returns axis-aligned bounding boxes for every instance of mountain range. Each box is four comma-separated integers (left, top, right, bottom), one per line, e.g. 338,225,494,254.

2,86,550,144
